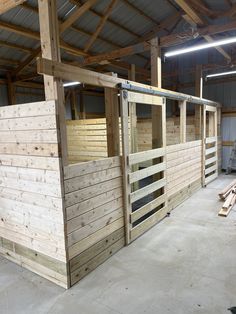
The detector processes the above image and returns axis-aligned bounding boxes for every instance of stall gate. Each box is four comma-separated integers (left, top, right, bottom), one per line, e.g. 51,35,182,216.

203,105,218,185
120,90,167,244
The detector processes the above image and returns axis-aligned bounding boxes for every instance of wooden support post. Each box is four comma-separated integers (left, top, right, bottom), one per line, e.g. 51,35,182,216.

79,91,86,119
6,72,16,105
217,107,221,137
151,37,163,149
71,89,79,120
105,73,120,156
195,64,203,140
151,37,165,203
120,90,131,245
128,64,138,191
38,0,68,166
202,105,206,186
128,64,137,155
179,100,186,143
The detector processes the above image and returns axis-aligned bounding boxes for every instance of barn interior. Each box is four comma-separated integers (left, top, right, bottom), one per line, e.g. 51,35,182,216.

0,0,236,313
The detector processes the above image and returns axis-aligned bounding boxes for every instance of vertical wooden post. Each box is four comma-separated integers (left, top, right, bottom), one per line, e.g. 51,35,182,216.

151,37,166,203
120,90,131,245
38,0,68,165
195,64,203,140
79,91,86,119
179,100,186,143
151,37,163,149
71,89,79,120
128,64,138,191
105,73,120,156
6,73,16,105
202,105,206,186
128,64,138,156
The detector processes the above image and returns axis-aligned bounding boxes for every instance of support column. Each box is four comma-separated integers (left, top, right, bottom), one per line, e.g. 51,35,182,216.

104,73,120,156
7,73,16,105
71,89,79,120
128,64,138,190
195,64,203,140
79,91,86,119
179,100,186,143
38,0,68,165
151,37,163,149
150,37,164,200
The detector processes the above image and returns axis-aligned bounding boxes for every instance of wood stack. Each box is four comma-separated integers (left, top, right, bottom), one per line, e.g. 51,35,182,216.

218,179,236,217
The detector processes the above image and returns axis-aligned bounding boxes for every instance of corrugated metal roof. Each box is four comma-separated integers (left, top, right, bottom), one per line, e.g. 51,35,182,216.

0,0,234,84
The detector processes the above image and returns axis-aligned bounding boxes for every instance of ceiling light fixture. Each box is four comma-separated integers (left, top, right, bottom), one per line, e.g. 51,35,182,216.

206,70,236,78
63,81,81,87
165,37,236,58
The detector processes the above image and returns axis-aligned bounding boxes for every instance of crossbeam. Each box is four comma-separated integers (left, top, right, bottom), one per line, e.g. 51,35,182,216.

37,57,221,107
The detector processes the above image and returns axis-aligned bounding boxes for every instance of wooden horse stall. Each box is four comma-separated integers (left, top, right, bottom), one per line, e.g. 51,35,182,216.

34,57,222,288
0,101,68,288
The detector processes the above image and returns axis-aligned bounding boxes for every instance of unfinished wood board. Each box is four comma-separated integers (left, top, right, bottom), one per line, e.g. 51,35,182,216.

63,156,125,280
0,100,68,288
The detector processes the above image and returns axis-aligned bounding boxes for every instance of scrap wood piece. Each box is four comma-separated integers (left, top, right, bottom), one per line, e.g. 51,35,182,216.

218,179,236,200
218,192,236,217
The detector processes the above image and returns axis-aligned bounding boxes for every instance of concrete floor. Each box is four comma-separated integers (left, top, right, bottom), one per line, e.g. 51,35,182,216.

1,174,236,314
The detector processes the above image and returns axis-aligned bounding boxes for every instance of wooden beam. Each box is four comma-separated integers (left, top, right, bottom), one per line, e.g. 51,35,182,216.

175,0,204,24
174,0,231,61
0,20,87,57
179,100,186,143
128,64,138,155
37,57,221,107
104,72,120,157
0,20,39,40
38,0,68,166
81,41,151,66
195,64,202,140
120,0,168,29
70,0,139,40
120,90,131,245
150,37,166,202
6,72,16,105
160,20,236,48
137,13,181,44
0,0,26,14
70,90,79,120
84,0,117,53
0,39,33,53
128,64,138,191
195,64,203,98
79,91,86,119
151,38,161,89
60,0,98,33
189,0,217,18
13,46,41,75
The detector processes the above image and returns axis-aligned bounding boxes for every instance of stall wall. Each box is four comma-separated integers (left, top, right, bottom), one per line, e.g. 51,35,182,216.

66,117,196,163
63,156,125,286
0,101,68,288
166,141,202,209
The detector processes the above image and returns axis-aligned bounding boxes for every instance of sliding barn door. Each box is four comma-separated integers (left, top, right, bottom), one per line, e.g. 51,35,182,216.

203,105,218,185
120,90,167,244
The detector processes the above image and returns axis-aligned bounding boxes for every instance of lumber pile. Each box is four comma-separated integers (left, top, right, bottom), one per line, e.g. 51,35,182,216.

218,179,236,217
